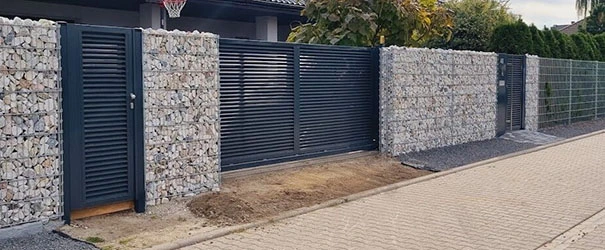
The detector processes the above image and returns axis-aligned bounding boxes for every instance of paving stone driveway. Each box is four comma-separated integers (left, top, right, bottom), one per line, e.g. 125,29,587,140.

186,131,605,250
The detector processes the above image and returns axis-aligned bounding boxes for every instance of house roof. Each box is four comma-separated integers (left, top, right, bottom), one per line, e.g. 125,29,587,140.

553,19,586,35
253,0,305,7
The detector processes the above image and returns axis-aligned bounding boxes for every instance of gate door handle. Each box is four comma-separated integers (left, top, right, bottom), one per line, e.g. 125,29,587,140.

130,93,136,100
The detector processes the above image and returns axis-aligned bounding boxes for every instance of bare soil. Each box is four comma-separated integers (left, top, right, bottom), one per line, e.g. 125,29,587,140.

60,154,431,249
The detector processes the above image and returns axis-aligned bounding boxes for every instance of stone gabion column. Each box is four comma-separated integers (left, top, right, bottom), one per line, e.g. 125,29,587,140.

142,29,220,206
525,55,540,131
380,47,498,156
0,17,62,227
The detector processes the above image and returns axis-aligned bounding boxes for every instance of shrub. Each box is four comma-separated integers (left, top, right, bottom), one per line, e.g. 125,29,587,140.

529,25,548,56
543,29,561,58
490,20,532,54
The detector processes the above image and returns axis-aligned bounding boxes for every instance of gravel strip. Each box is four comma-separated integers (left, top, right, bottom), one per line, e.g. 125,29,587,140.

540,118,605,138
400,119,605,172
0,231,97,250
399,138,536,172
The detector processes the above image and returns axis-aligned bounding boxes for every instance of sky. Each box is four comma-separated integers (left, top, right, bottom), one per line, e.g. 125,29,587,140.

508,0,580,28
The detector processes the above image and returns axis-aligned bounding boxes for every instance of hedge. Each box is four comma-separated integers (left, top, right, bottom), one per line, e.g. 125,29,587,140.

490,21,605,61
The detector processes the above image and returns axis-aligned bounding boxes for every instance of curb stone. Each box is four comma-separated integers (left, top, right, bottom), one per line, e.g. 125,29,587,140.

149,129,605,250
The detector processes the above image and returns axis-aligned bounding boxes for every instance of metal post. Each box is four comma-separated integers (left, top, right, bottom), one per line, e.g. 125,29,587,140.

596,62,599,119
568,59,572,125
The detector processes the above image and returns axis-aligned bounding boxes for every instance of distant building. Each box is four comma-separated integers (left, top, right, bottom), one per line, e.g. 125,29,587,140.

552,19,586,35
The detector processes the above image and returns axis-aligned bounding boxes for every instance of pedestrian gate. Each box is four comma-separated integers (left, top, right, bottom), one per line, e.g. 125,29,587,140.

220,39,379,170
497,54,526,134
61,24,145,221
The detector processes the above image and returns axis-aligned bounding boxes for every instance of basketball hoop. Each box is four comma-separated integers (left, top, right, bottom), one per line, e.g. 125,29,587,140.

162,0,187,18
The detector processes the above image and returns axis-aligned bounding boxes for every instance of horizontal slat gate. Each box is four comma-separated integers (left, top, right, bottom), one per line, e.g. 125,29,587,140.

63,24,140,212
220,39,378,170
81,30,133,203
299,46,376,152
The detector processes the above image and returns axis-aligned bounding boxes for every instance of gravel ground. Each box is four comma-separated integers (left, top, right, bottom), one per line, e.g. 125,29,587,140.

399,138,536,172
540,118,605,138
400,119,605,172
0,231,97,250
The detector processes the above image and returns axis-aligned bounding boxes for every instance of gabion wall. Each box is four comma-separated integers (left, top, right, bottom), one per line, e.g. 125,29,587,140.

142,29,220,206
0,18,62,228
380,47,498,156
525,55,539,131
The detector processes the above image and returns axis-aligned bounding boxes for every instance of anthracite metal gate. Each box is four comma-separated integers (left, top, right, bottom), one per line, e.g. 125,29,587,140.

220,39,379,170
61,24,145,220
498,54,526,132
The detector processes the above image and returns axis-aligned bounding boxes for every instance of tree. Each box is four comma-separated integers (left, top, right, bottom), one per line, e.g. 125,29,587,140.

577,0,604,17
586,34,602,60
490,20,532,54
529,25,547,56
287,0,454,47
586,4,605,34
571,33,596,60
543,28,561,58
552,30,577,59
594,33,605,59
430,0,516,51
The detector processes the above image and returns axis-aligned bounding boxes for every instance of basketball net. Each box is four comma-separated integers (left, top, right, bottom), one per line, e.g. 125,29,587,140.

163,0,187,18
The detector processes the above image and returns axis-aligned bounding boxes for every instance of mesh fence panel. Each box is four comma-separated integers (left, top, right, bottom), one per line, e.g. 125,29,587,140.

538,58,605,128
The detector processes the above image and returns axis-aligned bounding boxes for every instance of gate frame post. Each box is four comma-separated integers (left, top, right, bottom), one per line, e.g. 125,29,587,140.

370,47,380,147
59,22,72,224
521,55,527,130
132,28,146,214
495,54,508,136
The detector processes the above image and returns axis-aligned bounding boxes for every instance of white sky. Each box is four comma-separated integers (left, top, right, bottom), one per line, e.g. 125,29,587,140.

508,0,580,28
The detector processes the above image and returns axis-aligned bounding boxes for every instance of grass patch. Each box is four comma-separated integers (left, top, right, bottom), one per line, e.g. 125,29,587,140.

85,236,105,243
119,238,134,245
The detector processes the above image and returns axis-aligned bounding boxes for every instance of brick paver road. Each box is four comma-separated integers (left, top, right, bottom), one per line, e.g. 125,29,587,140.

187,132,605,250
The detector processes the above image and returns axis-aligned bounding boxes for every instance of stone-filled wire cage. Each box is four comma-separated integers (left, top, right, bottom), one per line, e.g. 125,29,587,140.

538,58,605,128
0,17,63,228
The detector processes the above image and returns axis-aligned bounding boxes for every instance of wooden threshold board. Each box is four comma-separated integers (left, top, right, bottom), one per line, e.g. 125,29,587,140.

71,201,134,220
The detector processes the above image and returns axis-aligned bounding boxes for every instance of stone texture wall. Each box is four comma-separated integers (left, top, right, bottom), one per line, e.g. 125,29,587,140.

142,29,220,206
380,47,498,156
0,17,62,227
525,55,539,131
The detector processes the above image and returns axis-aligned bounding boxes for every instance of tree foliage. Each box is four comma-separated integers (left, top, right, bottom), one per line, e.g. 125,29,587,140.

586,3,605,34
430,0,516,51
542,29,560,58
490,20,532,54
529,25,547,56
571,33,595,60
287,0,454,47
577,0,605,17
491,19,605,61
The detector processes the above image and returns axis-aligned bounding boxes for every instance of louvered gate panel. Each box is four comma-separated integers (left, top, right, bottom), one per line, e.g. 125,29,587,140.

220,39,378,170
299,47,376,152
81,31,133,203
62,24,143,213
220,40,296,168
504,55,526,131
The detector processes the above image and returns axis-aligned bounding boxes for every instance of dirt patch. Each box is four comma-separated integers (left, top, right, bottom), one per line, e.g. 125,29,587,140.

59,199,218,250
59,154,431,249
187,154,431,226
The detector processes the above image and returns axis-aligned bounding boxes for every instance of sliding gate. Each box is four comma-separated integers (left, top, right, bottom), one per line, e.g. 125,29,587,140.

220,39,379,170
